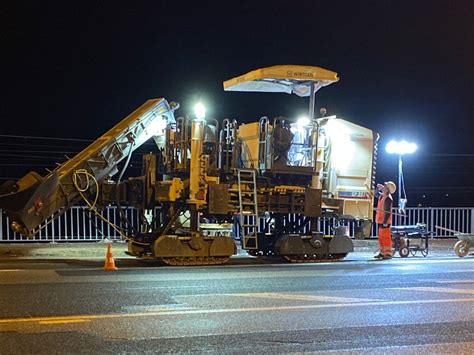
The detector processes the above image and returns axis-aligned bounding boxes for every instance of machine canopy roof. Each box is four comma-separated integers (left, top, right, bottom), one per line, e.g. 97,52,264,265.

223,65,339,97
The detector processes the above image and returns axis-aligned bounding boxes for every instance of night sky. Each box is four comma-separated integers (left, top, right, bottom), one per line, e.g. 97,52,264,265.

1,1,472,206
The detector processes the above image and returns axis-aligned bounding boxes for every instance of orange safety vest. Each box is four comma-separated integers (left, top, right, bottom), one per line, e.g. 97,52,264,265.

376,194,393,225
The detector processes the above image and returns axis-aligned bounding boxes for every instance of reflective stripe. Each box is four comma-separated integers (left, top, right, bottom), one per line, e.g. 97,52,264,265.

376,194,393,225
378,226,393,255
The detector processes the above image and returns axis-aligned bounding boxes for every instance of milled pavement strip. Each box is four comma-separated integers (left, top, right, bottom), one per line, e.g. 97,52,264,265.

1,298,474,325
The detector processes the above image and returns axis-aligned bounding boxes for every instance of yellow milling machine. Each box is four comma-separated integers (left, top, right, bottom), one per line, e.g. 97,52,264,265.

0,65,378,265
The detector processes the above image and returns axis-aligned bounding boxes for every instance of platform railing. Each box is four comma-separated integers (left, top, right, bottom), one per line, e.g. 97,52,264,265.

1,207,473,242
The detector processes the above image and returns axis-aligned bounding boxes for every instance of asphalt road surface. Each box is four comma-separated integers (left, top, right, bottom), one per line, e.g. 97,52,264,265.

0,255,473,354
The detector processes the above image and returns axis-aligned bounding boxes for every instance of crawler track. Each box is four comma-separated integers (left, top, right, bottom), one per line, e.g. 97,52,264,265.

283,253,348,263
160,256,231,266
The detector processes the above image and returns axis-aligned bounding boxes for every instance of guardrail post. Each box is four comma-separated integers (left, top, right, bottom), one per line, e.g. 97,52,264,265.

52,215,55,244
430,208,434,237
471,208,474,234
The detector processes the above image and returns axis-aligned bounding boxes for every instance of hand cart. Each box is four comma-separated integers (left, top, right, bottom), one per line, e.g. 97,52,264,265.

435,226,474,258
453,234,474,257
390,223,430,257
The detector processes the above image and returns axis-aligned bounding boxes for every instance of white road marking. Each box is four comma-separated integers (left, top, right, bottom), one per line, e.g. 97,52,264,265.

221,292,381,303
421,279,474,284
1,297,473,325
393,286,474,295
124,305,196,312
437,279,474,284
125,285,207,290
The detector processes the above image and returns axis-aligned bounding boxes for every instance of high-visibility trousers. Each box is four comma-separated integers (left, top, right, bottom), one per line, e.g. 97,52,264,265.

378,226,393,256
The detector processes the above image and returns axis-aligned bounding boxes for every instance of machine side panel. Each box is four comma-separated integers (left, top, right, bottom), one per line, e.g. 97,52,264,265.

322,118,375,219
208,184,230,214
304,188,322,217
237,122,260,169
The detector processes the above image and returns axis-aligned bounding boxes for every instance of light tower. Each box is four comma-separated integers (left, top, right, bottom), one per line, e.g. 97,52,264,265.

385,140,418,212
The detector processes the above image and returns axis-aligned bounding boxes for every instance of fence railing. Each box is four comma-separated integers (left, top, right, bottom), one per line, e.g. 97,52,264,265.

0,206,134,243
391,207,474,236
1,207,472,242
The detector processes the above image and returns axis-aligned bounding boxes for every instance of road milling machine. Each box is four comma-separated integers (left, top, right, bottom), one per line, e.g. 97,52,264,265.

0,65,378,265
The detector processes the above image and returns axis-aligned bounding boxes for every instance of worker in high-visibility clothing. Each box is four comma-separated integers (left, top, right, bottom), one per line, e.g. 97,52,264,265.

374,181,396,259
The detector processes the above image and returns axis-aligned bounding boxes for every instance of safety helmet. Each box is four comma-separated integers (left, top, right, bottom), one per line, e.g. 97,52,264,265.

384,181,397,194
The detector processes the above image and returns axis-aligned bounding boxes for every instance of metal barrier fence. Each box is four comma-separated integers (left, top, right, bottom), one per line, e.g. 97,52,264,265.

0,206,135,243
1,207,473,242
390,207,474,236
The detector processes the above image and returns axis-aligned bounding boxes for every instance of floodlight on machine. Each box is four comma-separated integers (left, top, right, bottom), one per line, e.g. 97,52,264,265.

324,119,356,171
296,116,311,127
194,102,206,121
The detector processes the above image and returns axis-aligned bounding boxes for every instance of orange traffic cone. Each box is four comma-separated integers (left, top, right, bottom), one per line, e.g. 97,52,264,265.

103,243,118,271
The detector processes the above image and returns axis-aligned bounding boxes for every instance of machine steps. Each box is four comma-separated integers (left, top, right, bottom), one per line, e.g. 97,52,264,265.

237,169,259,249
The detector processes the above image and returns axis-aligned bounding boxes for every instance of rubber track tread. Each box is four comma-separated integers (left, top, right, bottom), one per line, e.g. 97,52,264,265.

283,253,348,263
160,256,231,266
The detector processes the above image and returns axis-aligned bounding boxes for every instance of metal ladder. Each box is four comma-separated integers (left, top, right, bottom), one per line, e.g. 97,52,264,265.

237,169,259,249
